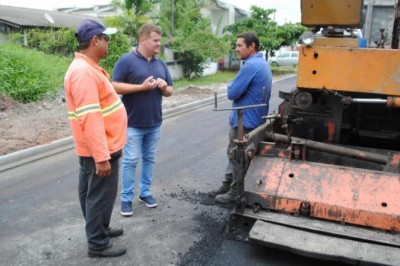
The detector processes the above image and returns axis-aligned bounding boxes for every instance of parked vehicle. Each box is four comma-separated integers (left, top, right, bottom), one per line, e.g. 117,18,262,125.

268,51,299,67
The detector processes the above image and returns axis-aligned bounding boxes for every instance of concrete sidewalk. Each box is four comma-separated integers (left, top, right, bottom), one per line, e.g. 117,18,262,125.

0,94,227,172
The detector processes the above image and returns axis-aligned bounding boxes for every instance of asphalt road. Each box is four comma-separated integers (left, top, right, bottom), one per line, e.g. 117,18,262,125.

0,76,344,266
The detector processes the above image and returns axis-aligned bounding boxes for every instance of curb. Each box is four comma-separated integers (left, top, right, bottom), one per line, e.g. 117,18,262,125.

0,137,75,172
0,74,295,172
0,95,227,173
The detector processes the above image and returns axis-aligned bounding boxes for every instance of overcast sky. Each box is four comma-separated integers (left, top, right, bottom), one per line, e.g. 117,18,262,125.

0,0,300,25
223,0,300,24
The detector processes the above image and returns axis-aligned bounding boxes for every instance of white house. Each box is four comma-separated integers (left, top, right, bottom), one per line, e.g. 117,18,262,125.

57,0,249,79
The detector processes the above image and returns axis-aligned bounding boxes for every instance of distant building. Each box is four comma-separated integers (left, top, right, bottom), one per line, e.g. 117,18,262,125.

55,1,248,34
54,0,248,76
56,4,119,19
200,0,249,36
1,1,249,78
200,1,249,71
0,5,98,45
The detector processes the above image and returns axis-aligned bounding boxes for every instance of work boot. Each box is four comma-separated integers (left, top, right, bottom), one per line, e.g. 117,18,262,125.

207,182,231,198
108,227,123,238
214,187,237,204
88,242,127,258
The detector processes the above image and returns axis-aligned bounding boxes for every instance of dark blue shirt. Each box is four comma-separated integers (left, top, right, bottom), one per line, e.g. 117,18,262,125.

112,49,173,128
227,53,272,129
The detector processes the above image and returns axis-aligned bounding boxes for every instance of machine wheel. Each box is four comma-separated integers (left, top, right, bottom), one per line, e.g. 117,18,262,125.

271,61,279,67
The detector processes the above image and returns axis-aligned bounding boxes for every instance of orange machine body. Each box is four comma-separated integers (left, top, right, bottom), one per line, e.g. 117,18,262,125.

230,1,400,264
244,154,400,233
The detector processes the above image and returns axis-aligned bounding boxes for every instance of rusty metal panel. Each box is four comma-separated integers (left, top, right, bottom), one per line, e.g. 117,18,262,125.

244,157,285,195
257,142,291,158
237,209,400,247
296,47,400,96
249,219,400,265
301,0,363,27
244,156,400,232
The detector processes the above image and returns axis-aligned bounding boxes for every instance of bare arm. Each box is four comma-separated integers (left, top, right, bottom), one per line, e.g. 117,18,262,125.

112,76,158,95
156,78,173,97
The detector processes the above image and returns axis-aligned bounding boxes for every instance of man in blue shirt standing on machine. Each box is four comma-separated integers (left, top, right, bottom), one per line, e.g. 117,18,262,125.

112,23,173,216
208,32,272,204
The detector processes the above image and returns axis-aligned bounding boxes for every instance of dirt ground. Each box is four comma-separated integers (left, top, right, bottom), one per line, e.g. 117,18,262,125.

0,84,227,155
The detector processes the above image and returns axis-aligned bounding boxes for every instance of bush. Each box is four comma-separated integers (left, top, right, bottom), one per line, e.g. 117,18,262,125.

100,33,131,74
10,29,131,75
3,30,131,103
0,44,70,103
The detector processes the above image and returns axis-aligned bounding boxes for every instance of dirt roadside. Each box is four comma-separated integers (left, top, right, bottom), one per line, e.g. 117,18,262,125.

0,84,227,155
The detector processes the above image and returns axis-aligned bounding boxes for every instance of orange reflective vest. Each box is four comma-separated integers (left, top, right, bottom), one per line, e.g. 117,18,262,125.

64,53,127,162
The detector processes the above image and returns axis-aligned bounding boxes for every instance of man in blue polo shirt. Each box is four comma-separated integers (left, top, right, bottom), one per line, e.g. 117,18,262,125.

112,23,173,216
208,32,272,204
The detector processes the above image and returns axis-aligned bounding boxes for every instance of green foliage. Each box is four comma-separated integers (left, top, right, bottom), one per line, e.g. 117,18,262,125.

275,23,307,48
270,65,298,75
3,31,130,102
105,0,160,44
0,41,296,103
10,28,131,76
0,43,70,103
174,71,236,88
159,0,230,78
1,1,300,103
173,68,296,89
100,33,132,74
10,28,77,56
224,6,306,57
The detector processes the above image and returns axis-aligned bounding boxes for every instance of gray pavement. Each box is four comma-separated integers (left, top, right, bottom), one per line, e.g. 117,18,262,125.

1,74,343,266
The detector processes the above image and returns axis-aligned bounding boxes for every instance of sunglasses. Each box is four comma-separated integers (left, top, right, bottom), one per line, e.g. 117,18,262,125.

96,34,110,42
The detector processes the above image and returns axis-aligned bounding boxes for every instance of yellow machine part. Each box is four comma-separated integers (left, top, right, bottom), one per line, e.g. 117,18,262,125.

297,46,400,96
301,0,363,27
314,37,359,47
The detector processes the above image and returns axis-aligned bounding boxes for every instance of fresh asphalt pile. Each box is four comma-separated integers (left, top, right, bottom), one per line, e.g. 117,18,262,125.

168,188,233,265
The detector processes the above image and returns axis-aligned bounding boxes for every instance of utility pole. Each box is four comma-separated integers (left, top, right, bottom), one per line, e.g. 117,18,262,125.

171,0,174,37
364,0,374,46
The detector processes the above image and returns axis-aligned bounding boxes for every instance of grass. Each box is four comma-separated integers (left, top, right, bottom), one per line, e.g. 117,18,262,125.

270,65,298,75
0,43,297,103
174,71,237,89
174,67,296,89
0,43,70,103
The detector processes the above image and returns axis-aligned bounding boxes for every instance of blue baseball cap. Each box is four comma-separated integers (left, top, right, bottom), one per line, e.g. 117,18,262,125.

75,19,117,43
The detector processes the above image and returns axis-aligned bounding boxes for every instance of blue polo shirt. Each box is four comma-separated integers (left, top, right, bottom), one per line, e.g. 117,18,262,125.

112,49,173,128
227,53,272,129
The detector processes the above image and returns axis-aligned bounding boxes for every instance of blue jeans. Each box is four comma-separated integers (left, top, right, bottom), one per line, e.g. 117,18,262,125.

121,126,161,203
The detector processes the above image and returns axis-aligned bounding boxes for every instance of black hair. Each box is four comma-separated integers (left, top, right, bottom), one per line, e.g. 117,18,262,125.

78,40,91,51
237,32,260,52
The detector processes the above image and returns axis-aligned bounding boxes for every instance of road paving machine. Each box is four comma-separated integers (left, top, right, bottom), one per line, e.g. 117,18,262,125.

223,0,400,264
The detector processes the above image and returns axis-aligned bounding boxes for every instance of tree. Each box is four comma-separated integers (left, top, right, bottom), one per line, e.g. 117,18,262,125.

276,23,307,48
224,6,306,59
104,0,160,45
158,0,230,78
